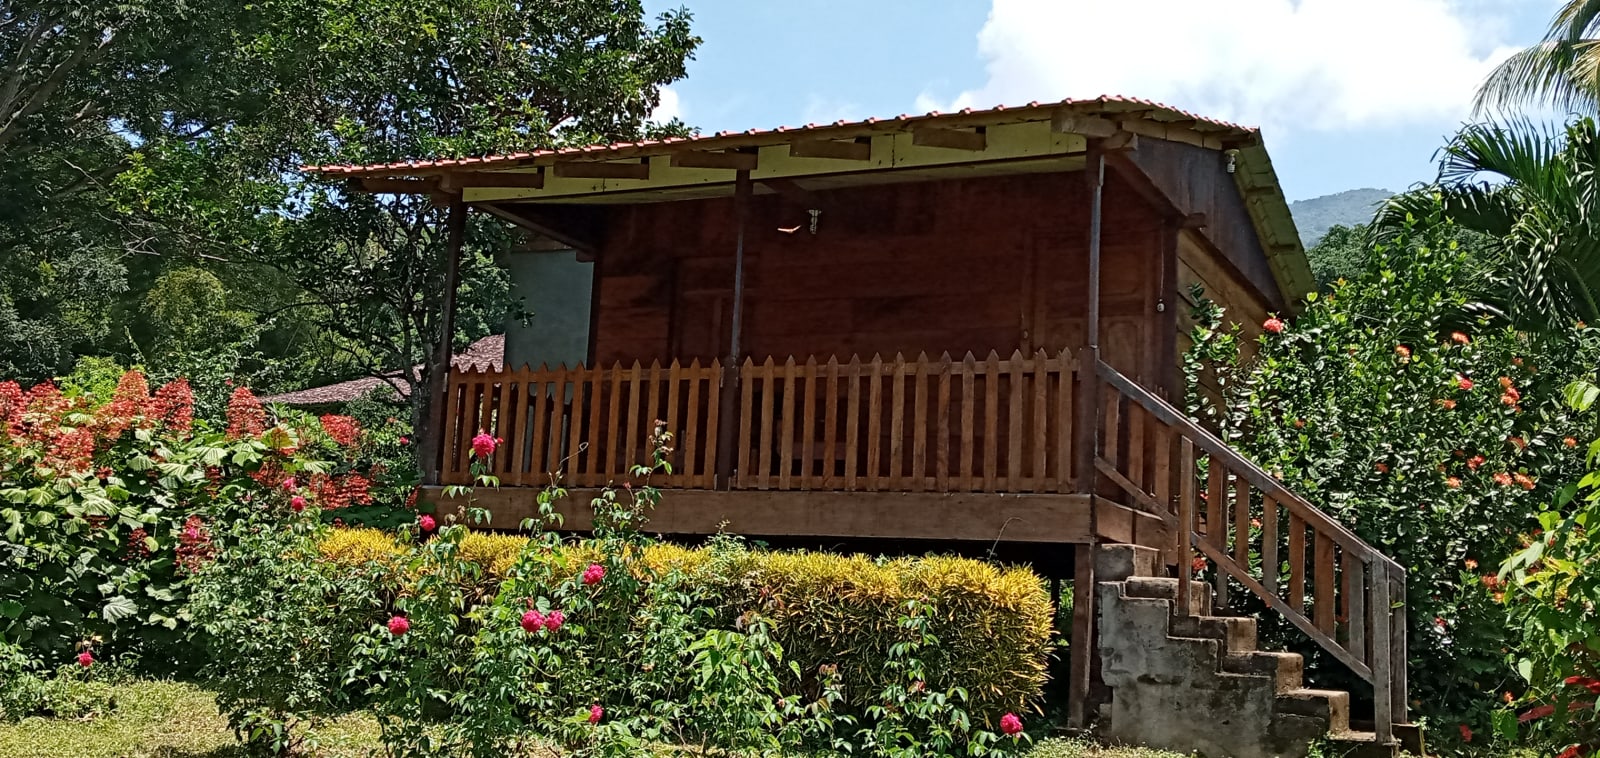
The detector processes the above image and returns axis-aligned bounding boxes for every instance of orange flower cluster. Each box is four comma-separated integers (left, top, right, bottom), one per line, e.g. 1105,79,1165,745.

225,387,266,438
318,414,362,446
309,472,374,509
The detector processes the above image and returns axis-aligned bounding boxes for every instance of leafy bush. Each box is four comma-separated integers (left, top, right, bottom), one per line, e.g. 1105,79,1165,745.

1494,382,1600,756
0,371,331,670
1189,202,1600,743
319,527,1054,721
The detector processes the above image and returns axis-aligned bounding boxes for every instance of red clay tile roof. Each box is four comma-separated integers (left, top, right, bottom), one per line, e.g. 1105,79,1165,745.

259,335,504,406
303,96,1257,177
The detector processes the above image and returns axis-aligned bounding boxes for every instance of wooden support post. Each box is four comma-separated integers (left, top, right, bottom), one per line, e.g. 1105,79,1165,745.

1086,142,1106,349
1068,544,1097,729
1371,561,1395,745
714,171,753,489
422,196,468,485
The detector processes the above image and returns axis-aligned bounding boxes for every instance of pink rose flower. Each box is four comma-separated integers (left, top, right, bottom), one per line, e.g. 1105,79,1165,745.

418,514,436,533
281,477,297,492
545,609,565,632
582,563,606,585
77,650,93,668
589,704,603,724
1000,712,1023,736
471,431,498,459
290,495,307,513
388,615,410,636
521,609,545,634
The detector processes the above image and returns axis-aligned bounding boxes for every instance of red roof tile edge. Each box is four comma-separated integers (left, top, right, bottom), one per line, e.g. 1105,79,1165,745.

303,96,1256,176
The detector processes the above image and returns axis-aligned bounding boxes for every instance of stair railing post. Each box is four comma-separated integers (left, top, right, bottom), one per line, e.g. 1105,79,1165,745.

1390,566,1409,728
1176,437,1195,619
1371,559,1395,745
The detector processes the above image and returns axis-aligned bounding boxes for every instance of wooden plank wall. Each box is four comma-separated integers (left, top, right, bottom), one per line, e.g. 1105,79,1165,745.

590,170,1166,386
1126,138,1283,312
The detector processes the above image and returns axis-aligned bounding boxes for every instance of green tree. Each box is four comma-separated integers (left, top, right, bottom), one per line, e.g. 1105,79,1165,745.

1477,0,1600,114
1378,118,1600,331
1305,223,1368,288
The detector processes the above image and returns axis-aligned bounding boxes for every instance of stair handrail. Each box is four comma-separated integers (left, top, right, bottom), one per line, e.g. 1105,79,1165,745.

1093,359,1408,743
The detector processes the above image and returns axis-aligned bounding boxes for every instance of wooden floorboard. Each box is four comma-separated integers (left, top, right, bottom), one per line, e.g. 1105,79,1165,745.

421,486,1150,544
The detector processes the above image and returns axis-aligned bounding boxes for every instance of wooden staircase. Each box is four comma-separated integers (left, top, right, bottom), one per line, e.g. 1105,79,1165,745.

1085,357,1416,752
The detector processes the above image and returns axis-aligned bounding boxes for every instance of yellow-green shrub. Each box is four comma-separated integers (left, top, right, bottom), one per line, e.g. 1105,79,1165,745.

317,529,1054,714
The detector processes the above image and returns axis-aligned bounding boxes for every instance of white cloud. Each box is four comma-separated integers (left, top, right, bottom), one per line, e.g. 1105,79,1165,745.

925,0,1532,136
650,85,684,124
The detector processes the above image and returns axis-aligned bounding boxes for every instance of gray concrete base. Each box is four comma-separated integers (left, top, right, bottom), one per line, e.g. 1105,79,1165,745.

1093,544,1387,758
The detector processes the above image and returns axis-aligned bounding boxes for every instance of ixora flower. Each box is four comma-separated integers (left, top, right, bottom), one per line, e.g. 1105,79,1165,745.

521,609,546,634
1456,375,1475,391
1000,712,1023,736
1451,331,1471,345
76,650,93,668
418,514,436,533
290,495,307,513
582,563,606,585
388,616,410,636
1262,317,1285,334
470,431,499,459
588,704,604,724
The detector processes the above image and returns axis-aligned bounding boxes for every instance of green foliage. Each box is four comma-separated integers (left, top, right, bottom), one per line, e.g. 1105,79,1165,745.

1379,118,1600,331
1192,198,1600,747
1305,224,1368,289
190,507,387,754
1493,382,1600,755
1476,0,1600,114
0,369,332,672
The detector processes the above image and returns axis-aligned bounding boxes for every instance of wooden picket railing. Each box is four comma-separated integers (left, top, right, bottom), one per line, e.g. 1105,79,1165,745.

1090,359,1409,743
441,359,723,488
732,350,1077,492
441,350,1078,493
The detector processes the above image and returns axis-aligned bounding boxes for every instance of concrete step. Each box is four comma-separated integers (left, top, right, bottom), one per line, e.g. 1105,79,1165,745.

1277,688,1351,735
1123,576,1212,615
1324,731,1401,758
1170,614,1258,653
1221,651,1304,692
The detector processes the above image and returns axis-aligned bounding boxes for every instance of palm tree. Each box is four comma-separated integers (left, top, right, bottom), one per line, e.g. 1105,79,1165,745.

1476,1,1600,114
1377,118,1600,329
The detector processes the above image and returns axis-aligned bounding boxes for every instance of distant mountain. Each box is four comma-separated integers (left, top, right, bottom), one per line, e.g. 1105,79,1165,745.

1289,188,1394,247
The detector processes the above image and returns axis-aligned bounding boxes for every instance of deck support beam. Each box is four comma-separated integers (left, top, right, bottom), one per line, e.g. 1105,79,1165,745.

421,196,468,485
1069,140,1109,730
715,170,753,489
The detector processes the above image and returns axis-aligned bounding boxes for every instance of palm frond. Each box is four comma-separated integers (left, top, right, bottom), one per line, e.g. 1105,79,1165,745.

1475,42,1598,115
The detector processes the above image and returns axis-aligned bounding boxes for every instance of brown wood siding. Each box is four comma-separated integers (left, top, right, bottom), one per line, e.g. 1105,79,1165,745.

590,171,1166,384
1128,138,1283,311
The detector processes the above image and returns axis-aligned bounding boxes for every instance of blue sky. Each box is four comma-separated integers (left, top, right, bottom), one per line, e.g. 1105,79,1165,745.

645,0,1559,202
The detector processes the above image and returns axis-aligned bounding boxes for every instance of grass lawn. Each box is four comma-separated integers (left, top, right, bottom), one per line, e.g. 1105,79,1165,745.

0,679,1188,758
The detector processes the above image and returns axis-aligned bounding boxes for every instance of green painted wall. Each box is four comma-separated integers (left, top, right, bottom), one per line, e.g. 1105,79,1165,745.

504,250,593,370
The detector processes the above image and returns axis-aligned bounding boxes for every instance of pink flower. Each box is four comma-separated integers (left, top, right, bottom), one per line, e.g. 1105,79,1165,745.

388,616,410,636
522,609,545,634
582,563,606,585
1000,712,1023,736
1262,317,1285,334
589,704,604,724
545,609,565,632
77,650,93,668
281,477,297,492
1451,331,1471,345
418,514,436,533
1456,375,1474,391
290,495,307,513
399,436,409,445
471,431,498,459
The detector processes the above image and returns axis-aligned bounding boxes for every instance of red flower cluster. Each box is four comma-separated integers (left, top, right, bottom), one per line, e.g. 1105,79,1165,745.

148,378,194,429
1262,317,1285,334
225,387,266,438
1000,712,1024,736
126,527,151,561
100,371,150,439
175,515,215,573
308,472,374,509
318,414,361,446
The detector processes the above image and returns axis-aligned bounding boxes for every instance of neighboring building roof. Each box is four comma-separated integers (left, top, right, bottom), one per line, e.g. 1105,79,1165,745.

259,335,504,406
304,95,1314,309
